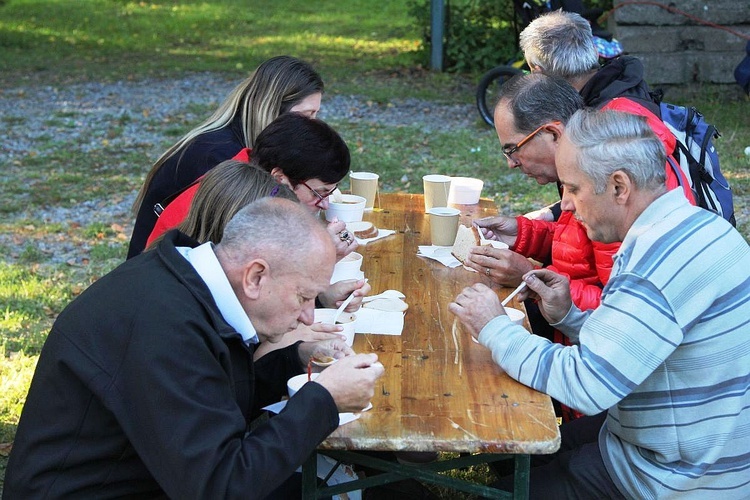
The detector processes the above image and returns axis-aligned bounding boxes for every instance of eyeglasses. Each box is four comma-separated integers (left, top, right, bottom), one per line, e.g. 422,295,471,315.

300,181,338,208
502,121,560,161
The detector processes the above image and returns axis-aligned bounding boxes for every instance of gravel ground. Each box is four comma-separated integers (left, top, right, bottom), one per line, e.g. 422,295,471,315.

0,73,477,263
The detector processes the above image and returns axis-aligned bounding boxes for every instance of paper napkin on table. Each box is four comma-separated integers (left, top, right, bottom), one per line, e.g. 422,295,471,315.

355,229,395,246
417,245,462,268
354,307,404,335
263,400,361,426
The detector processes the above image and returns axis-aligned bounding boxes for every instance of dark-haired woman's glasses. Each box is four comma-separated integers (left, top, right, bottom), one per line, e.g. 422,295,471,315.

300,181,338,208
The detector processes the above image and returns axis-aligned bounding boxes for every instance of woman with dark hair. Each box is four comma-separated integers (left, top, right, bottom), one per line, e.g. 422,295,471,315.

128,55,325,258
146,113,353,255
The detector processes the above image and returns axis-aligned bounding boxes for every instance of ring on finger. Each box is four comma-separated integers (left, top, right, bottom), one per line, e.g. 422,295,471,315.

485,267,491,277
338,230,351,242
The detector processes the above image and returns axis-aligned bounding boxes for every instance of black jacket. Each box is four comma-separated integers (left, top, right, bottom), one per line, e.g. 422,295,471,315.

4,231,338,499
579,55,659,115
128,119,246,259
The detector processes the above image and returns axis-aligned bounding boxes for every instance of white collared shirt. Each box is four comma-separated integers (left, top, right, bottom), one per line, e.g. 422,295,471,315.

177,242,259,344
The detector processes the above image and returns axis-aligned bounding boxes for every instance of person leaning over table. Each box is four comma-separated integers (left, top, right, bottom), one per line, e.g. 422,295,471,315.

450,109,750,498
146,113,361,263
469,74,696,382
517,9,696,221
4,197,385,499
128,55,325,258
146,159,370,358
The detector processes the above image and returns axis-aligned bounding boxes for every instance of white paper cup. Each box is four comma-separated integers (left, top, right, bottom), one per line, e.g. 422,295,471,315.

427,207,461,246
330,252,364,284
423,174,452,212
287,372,320,398
350,172,379,210
314,309,357,346
326,194,366,222
505,307,526,326
448,177,484,205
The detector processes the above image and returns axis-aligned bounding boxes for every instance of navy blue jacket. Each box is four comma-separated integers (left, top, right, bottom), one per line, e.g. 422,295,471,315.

4,231,339,499
128,119,246,259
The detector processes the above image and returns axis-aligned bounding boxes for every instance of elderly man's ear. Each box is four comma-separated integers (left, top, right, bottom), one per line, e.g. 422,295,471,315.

241,259,270,300
611,171,632,204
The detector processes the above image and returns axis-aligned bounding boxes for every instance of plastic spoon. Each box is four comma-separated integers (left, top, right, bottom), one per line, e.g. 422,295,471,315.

501,282,528,307
331,291,356,325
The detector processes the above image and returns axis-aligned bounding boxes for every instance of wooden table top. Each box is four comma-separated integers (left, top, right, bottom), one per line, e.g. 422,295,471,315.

320,192,560,455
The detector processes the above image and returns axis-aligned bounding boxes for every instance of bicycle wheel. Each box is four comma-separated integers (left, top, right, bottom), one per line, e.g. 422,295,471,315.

476,66,524,127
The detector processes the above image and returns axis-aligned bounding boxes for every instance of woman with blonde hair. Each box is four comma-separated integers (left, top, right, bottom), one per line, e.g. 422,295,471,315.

128,55,324,258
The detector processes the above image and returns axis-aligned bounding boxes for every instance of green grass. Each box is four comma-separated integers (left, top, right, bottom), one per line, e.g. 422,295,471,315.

1,0,749,497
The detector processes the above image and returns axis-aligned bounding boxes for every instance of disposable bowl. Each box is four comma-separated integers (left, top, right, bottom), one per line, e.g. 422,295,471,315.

287,372,320,398
325,194,366,222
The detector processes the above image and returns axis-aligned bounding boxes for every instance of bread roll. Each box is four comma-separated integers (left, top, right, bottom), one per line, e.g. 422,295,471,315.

346,221,378,239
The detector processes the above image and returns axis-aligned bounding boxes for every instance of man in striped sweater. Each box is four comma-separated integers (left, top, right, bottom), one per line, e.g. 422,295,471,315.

450,109,750,498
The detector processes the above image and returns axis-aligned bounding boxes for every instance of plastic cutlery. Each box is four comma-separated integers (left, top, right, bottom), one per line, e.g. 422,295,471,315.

331,291,356,325
501,282,528,307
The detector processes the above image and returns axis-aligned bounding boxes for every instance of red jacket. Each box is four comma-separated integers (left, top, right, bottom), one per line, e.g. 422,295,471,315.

146,148,252,248
513,212,617,311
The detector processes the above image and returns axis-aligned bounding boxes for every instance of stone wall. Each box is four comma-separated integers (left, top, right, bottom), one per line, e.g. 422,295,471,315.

612,0,750,84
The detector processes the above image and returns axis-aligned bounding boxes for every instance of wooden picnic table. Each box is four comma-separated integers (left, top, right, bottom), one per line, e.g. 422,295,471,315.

302,192,560,499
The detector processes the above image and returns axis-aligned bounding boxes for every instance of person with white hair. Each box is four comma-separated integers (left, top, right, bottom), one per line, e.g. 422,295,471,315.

451,109,750,498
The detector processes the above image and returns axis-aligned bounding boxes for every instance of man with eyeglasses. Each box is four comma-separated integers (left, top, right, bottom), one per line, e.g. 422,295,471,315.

466,73,698,423
465,74,612,358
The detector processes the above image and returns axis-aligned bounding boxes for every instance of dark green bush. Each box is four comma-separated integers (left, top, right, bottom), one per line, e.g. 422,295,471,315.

408,0,518,74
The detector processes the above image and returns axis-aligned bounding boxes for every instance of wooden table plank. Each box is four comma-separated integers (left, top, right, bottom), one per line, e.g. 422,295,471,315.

319,193,559,455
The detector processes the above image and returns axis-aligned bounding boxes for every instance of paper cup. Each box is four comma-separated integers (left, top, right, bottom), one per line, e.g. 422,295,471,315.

330,252,364,284
505,307,526,326
350,172,379,210
287,372,320,398
428,207,461,246
314,309,357,346
325,194,366,222
448,177,484,205
423,174,452,212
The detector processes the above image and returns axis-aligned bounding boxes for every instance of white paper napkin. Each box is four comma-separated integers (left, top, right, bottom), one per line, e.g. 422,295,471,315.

355,229,396,246
262,400,361,426
417,245,462,268
354,307,404,335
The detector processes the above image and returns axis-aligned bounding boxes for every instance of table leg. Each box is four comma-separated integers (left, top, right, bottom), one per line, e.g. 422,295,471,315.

302,452,319,499
513,454,531,500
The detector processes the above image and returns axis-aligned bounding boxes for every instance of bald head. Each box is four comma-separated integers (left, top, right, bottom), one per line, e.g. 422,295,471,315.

217,197,334,274
215,197,336,341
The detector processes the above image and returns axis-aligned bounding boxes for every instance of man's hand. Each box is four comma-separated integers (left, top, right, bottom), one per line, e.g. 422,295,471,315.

298,322,348,342
474,215,518,247
315,354,385,412
518,270,572,325
326,218,358,261
318,279,371,311
448,283,505,340
297,338,355,367
465,246,534,287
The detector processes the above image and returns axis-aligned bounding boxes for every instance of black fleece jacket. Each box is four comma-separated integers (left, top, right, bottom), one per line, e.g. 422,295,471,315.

4,231,338,499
